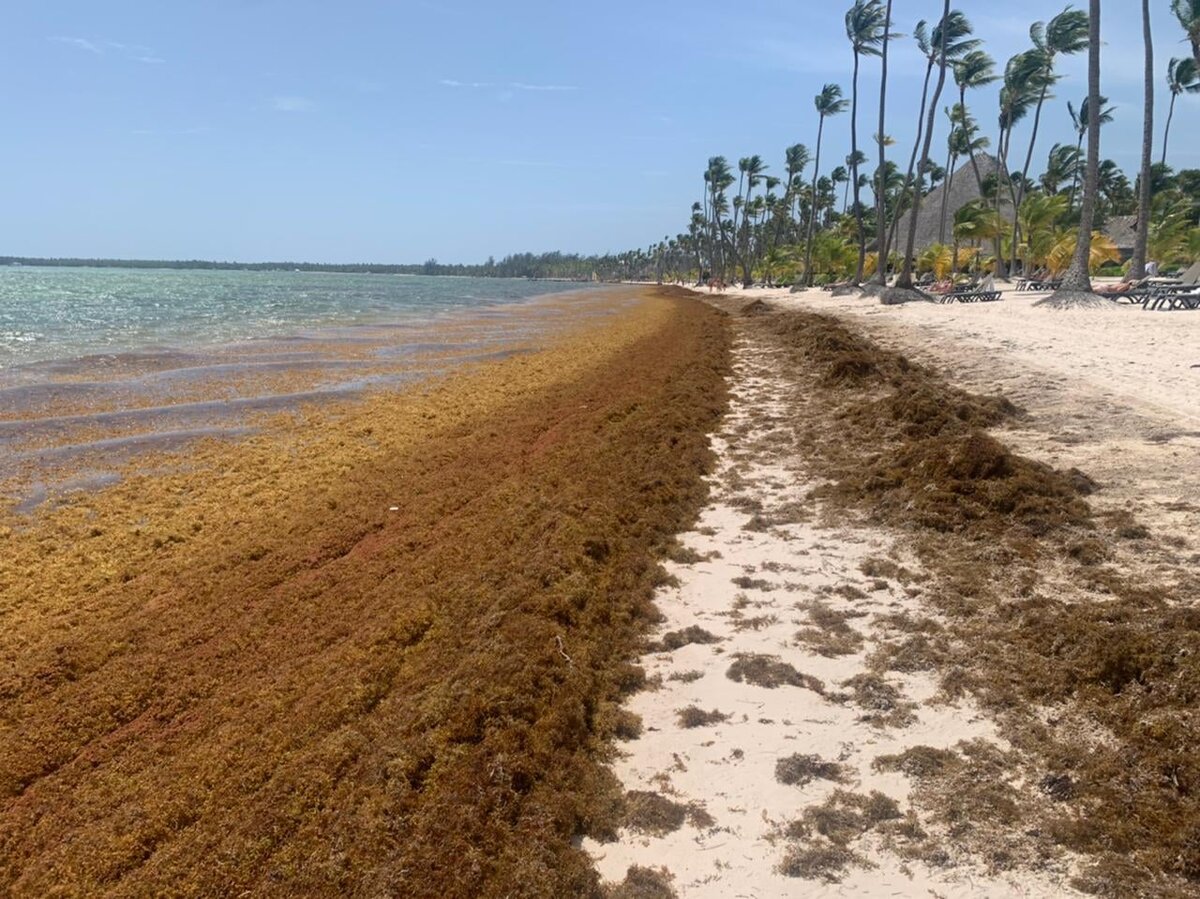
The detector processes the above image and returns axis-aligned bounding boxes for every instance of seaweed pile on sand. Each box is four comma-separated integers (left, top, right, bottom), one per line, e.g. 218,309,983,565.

735,301,1200,897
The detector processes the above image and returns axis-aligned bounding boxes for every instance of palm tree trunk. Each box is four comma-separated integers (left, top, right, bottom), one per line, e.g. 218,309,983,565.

939,143,957,246
803,116,826,287
888,61,935,265
1162,94,1177,168
1050,0,1101,300
897,0,952,290
873,0,894,286
1009,82,1048,276
992,125,1013,279
850,52,866,283
1131,0,1154,279
1068,132,1085,210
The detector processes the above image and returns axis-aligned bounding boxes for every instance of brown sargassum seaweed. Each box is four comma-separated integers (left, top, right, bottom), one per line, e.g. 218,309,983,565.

0,288,730,898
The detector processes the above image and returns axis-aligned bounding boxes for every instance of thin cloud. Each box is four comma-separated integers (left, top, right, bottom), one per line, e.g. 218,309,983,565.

49,36,101,54
439,79,578,92
272,96,314,112
50,36,165,64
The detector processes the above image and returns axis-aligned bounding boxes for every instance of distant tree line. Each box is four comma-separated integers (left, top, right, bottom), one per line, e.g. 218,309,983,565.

0,250,666,282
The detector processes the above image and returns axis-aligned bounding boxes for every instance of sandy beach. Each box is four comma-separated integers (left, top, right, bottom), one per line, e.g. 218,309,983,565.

591,284,1200,898
4,279,1200,897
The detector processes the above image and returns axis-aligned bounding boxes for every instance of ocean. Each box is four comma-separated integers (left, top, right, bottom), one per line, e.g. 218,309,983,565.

0,266,612,510
0,266,597,368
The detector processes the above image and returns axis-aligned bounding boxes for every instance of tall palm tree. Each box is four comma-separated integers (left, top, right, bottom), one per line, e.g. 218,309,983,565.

896,0,954,291
889,11,979,270
940,50,997,248
1163,58,1200,166
1012,7,1089,275
1172,0,1200,67
845,0,888,284
871,0,897,286
1045,0,1102,307
1066,96,1115,208
784,143,810,225
995,50,1046,278
1131,0,1154,279
804,84,849,286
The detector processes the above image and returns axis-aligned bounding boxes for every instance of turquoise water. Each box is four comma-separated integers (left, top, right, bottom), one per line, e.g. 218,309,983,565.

0,267,595,367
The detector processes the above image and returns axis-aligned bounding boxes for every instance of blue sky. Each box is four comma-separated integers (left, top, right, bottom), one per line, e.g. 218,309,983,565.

2,1,1196,263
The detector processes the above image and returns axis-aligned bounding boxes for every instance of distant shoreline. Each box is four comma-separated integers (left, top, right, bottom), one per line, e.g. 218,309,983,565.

0,256,601,281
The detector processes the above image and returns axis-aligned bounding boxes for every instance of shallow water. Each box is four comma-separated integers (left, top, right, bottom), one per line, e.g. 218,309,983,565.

0,267,614,510
0,267,596,368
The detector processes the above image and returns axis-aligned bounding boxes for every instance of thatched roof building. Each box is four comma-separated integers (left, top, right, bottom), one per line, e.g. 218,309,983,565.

891,154,1013,254
1101,215,1138,258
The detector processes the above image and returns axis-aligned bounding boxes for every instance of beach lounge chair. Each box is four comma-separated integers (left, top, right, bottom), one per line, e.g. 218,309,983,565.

1178,260,1200,286
938,290,1001,304
1144,287,1200,311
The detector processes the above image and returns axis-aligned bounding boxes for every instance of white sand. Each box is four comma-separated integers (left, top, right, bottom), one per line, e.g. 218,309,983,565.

585,315,1090,897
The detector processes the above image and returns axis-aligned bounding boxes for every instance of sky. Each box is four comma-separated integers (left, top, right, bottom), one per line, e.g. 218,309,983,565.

2,1,1197,264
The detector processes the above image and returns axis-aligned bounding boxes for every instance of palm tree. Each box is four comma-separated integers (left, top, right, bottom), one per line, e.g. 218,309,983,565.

889,11,979,273
733,155,767,285
1131,0,1154,279
1164,58,1200,166
1041,143,1082,195
784,144,810,224
938,103,989,244
845,0,888,284
1044,0,1103,307
871,0,897,286
1012,7,1089,275
952,199,1002,273
896,0,954,292
704,156,734,281
842,152,867,213
1066,96,1115,209
803,84,849,286
1173,0,1200,67
830,165,849,215
995,50,1046,278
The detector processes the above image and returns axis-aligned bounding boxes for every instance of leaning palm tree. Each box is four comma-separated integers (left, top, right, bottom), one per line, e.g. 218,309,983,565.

1173,0,1200,67
894,0,954,294
870,0,898,287
1163,58,1200,166
995,50,1046,278
888,11,978,273
1066,95,1115,208
1131,0,1154,279
1011,7,1089,275
803,84,849,286
845,0,888,284
1043,0,1106,308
